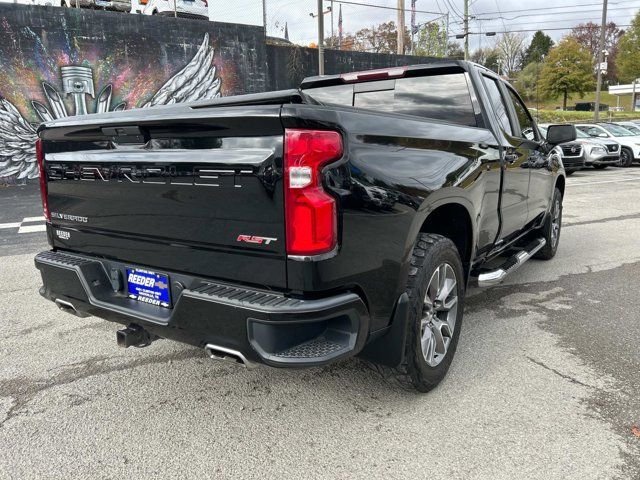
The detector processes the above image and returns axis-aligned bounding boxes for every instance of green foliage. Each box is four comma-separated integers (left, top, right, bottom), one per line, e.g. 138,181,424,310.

535,109,640,123
523,31,554,65
539,37,594,109
514,62,544,104
618,13,640,83
414,22,447,57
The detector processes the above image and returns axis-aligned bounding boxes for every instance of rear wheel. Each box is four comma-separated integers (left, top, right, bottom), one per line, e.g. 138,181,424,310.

620,148,633,167
395,234,464,392
534,187,562,260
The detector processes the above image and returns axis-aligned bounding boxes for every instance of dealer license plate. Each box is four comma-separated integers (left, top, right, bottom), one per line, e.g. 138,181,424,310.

126,268,172,308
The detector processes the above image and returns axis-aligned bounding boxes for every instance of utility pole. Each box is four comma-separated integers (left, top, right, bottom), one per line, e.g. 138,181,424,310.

318,0,325,75
331,0,334,39
262,0,267,35
397,0,405,55
463,0,469,60
594,0,608,121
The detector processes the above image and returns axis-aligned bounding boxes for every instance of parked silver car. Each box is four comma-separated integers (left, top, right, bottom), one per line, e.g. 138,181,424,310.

540,124,620,169
537,124,585,175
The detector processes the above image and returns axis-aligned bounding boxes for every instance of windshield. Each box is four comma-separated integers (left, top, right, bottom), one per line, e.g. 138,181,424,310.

575,129,589,138
600,123,636,136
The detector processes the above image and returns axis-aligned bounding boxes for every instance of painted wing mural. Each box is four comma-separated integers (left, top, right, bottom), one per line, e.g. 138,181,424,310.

0,33,221,181
143,34,221,107
0,99,38,179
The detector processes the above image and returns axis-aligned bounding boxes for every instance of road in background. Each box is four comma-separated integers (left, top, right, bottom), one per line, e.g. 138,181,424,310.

1,168,639,479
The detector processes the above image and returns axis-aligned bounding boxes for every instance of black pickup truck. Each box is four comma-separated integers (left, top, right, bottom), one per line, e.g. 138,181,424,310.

34,61,575,391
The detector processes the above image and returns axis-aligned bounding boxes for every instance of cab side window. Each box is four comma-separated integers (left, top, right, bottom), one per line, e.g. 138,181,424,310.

482,76,513,135
506,88,537,140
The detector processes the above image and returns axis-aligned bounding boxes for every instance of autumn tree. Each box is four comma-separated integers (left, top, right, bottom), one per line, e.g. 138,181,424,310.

570,21,623,82
523,31,553,65
496,32,526,77
539,37,593,110
617,12,640,83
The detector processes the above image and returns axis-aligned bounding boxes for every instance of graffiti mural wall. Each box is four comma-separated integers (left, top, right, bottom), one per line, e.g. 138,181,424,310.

0,5,267,183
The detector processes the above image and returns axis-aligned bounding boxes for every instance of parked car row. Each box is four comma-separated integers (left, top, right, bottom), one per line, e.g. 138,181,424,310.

536,121,640,174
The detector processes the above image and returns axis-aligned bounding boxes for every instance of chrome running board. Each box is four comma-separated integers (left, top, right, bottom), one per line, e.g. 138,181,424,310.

477,238,546,287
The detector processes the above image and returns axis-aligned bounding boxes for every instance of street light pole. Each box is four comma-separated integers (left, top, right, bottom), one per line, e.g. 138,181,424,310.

263,0,267,35
317,0,325,75
594,0,608,122
632,79,638,113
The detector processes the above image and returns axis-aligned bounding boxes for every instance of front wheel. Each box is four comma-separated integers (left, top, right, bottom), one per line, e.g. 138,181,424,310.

534,187,562,260
395,233,465,392
620,148,633,167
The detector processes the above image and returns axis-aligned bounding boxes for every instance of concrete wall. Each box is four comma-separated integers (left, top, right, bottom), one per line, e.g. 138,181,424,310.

266,43,434,91
0,4,432,184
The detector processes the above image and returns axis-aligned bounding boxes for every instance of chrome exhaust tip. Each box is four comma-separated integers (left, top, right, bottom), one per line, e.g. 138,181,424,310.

204,344,255,369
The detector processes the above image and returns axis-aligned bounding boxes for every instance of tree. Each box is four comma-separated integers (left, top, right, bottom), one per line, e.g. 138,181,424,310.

539,37,593,110
514,61,544,104
618,13,640,83
414,21,447,57
471,47,500,73
496,32,526,77
324,22,409,53
570,21,623,82
446,41,464,59
523,31,554,65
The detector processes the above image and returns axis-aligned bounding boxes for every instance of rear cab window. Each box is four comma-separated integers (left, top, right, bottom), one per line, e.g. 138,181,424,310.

303,71,478,128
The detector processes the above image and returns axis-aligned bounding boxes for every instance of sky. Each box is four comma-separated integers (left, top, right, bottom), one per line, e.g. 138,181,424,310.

210,0,640,52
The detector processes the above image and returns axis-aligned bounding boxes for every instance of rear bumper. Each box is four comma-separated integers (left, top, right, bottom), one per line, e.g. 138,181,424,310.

35,250,370,367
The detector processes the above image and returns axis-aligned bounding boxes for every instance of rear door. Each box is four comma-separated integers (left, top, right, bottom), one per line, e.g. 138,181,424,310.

480,74,530,241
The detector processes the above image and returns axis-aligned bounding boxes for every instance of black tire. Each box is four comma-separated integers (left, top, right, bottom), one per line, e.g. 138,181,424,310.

620,148,633,167
394,233,465,392
593,165,608,170
534,187,562,260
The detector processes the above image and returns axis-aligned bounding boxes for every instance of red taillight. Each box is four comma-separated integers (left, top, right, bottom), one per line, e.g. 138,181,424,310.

36,139,50,222
284,129,342,257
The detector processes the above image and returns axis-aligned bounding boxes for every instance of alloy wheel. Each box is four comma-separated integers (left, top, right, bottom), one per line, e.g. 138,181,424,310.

551,198,561,248
420,263,458,367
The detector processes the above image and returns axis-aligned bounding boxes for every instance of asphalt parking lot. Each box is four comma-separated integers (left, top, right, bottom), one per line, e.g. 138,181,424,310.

1,167,640,480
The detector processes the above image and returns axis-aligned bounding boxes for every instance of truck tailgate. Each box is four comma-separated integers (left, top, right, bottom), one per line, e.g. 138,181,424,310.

39,105,287,289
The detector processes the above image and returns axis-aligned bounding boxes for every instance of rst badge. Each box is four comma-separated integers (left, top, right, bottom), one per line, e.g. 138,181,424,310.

236,235,277,245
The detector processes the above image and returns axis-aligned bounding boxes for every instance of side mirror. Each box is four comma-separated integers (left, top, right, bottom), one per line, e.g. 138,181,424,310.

546,124,576,145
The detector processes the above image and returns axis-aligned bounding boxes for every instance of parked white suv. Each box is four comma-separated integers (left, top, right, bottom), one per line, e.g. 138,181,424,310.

575,123,640,167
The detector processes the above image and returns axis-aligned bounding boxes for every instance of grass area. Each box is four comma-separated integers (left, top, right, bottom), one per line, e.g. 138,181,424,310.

532,109,640,123
530,91,627,110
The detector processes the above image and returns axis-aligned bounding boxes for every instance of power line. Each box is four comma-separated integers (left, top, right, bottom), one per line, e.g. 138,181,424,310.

448,23,632,37
472,0,637,17
330,0,441,15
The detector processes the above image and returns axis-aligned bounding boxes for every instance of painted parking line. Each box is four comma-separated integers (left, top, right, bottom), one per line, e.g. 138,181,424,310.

0,217,47,234
17,224,46,234
570,177,640,187
0,222,22,229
